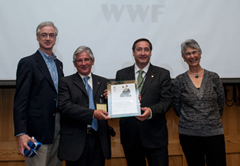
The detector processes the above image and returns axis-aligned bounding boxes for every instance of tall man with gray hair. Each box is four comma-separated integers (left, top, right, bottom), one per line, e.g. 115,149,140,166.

57,46,114,166
14,21,64,166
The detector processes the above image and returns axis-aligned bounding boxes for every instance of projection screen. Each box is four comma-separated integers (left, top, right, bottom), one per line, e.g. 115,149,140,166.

1,0,240,80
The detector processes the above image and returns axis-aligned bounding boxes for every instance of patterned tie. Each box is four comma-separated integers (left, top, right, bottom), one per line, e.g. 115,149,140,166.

137,70,144,93
83,76,98,131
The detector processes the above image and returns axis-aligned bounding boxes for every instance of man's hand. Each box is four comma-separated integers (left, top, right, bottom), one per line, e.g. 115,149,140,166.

103,89,108,100
17,134,36,155
136,107,151,121
94,109,111,120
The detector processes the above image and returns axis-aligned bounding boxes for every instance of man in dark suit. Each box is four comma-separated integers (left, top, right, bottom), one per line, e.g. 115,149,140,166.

58,46,113,166
116,38,172,166
14,21,64,166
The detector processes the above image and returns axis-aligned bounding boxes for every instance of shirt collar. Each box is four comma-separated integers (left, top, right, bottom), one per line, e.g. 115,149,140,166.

134,63,150,74
78,73,92,80
38,49,56,61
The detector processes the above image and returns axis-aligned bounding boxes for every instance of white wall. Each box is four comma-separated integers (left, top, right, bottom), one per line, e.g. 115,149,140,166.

1,0,240,79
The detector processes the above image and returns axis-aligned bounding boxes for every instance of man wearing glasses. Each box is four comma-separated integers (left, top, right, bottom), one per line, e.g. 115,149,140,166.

14,21,64,166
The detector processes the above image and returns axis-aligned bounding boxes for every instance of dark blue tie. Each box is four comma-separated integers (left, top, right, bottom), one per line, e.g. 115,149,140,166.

84,76,98,131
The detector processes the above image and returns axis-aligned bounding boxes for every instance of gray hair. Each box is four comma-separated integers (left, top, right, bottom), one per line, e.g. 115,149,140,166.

181,39,202,57
73,46,95,62
36,21,58,36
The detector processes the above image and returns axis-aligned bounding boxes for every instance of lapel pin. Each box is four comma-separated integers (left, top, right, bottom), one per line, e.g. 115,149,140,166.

151,75,154,78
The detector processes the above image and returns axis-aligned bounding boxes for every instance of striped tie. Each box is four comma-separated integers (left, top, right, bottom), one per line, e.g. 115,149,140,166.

137,70,144,93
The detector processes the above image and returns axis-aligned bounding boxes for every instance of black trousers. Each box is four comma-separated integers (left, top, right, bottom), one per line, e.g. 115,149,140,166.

122,136,168,166
180,134,226,166
66,131,105,166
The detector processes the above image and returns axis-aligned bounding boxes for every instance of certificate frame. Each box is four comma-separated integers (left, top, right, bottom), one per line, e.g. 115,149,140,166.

107,80,141,118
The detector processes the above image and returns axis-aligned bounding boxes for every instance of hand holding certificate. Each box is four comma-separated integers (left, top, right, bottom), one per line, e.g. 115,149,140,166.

107,80,141,118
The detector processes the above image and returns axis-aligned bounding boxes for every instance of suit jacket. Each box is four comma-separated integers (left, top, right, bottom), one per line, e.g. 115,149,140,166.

14,50,64,144
57,73,111,161
116,64,172,148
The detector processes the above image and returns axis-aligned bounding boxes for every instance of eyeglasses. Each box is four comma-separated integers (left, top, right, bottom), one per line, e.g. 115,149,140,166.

184,51,198,56
39,33,56,39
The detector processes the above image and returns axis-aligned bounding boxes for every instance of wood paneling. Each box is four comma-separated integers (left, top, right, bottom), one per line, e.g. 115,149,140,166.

0,89,24,163
0,162,25,166
106,158,127,166
0,86,240,166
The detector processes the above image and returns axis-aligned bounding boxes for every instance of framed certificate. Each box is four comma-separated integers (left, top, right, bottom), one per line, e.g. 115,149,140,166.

107,80,141,118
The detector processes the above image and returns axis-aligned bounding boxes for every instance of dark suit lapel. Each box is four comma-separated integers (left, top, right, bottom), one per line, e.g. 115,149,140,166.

35,51,56,92
92,74,100,124
72,73,88,96
55,59,63,78
127,65,135,80
92,74,101,98
141,64,156,96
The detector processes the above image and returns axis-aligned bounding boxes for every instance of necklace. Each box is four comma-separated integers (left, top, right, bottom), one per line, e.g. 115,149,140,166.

189,69,204,78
